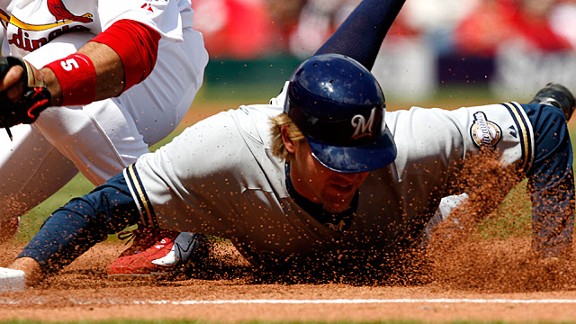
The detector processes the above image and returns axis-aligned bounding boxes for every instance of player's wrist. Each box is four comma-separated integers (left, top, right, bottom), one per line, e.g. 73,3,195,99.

44,53,96,107
38,67,62,106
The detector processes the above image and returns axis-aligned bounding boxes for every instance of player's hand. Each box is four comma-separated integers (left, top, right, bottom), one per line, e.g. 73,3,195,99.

0,62,26,102
0,56,51,129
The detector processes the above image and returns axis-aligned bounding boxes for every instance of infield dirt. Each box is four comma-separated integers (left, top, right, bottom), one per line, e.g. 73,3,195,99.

1,236,576,323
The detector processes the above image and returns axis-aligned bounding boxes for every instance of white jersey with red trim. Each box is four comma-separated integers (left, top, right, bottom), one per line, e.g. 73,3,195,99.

126,83,534,267
0,0,208,223
0,0,193,57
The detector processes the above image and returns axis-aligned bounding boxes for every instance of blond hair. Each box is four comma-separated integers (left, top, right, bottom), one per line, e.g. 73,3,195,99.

270,112,305,160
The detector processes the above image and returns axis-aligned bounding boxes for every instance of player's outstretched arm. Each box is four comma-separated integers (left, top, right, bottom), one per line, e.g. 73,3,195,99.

0,19,160,129
9,172,141,287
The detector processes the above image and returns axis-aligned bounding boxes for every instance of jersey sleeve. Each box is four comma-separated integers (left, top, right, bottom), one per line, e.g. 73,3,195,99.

392,102,533,168
387,102,534,196
98,0,192,41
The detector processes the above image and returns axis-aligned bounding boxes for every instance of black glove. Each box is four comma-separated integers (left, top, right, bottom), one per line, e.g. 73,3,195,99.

0,56,51,129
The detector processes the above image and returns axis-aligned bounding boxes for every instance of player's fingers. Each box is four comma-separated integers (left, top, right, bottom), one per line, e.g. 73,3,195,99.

0,66,25,101
0,65,23,89
5,82,25,102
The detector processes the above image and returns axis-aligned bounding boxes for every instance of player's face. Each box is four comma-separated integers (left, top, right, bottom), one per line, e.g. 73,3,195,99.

283,128,369,213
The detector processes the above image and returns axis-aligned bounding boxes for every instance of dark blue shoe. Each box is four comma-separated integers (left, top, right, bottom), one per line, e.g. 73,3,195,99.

529,83,575,121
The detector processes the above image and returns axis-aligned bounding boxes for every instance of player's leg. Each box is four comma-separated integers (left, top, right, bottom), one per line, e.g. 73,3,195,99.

0,124,78,243
314,0,405,70
118,28,208,145
0,33,88,244
27,31,209,276
34,99,149,184
99,28,209,277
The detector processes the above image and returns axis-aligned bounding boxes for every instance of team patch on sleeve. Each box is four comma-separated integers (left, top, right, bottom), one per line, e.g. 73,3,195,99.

469,111,503,148
465,102,534,171
123,163,158,228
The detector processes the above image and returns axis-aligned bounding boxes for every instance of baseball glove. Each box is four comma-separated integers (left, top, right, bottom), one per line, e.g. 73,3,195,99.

0,56,51,129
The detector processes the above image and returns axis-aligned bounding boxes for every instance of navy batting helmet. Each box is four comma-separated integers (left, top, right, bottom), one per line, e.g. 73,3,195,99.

284,53,397,173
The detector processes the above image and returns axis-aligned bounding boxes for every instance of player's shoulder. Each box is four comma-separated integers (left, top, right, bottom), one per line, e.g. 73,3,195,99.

231,103,283,145
230,85,287,146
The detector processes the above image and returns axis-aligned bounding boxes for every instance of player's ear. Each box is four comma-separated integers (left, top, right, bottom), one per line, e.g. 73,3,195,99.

281,125,296,153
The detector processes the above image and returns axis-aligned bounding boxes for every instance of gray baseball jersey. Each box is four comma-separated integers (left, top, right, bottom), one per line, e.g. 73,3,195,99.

126,82,532,268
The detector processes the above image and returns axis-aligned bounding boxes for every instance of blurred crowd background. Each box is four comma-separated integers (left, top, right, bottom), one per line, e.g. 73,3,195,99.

192,0,576,101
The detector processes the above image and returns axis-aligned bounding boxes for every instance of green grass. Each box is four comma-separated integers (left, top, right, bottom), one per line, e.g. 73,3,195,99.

479,180,532,239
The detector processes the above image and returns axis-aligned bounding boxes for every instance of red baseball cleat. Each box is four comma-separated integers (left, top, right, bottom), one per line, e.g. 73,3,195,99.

108,228,207,277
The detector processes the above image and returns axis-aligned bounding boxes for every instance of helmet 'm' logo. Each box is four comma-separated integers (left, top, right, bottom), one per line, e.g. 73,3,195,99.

351,108,376,140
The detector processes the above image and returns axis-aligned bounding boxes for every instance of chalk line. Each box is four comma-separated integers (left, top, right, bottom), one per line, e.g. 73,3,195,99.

135,298,576,305
4,298,576,306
